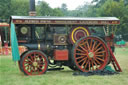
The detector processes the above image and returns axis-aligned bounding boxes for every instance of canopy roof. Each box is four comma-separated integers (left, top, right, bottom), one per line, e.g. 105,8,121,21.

11,16,120,25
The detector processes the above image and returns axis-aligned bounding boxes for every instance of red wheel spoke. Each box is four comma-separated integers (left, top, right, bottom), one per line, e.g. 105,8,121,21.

39,64,45,67
90,39,93,50
76,56,85,60
84,60,89,69
38,67,43,70
95,46,103,53
95,51,106,54
24,61,32,65
78,57,87,64
95,56,104,62
32,67,36,72
95,59,101,65
95,54,104,57
30,56,34,61
81,57,87,66
26,65,30,70
89,60,91,71
91,59,94,71
37,68,40,73
86,40,90,50
92,41,96,51
94,43,101,51
34,52,36,57
76,48,85,53
93,61,98,68
79,45,87,52
27,58,33,62
76,53,87,56
80,41,87,46
30,68,33,74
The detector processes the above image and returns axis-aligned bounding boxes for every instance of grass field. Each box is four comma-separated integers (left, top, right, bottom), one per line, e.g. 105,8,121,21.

0,48,128,85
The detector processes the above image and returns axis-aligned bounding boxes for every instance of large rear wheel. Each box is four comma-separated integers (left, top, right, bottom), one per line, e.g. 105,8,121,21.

20,50,48,75
72,36,109,72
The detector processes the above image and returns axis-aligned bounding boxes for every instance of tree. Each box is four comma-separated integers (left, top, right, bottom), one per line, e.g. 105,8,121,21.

60,3,68,16
11,0,29,16
52,8,64,16
36,1,53,16
0,0,29,19
36,1,64,16
0,0,11,19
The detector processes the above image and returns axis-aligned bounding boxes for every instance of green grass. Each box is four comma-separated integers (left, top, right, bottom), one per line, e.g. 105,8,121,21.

0,48,128,85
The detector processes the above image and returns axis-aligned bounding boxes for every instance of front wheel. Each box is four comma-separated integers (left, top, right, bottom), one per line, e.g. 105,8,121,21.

20,50,48,75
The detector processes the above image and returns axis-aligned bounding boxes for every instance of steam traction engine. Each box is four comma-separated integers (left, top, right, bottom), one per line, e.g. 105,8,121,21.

10,16,122,75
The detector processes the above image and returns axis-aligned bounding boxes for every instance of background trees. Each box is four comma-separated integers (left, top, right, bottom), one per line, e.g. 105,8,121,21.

0,0,127,40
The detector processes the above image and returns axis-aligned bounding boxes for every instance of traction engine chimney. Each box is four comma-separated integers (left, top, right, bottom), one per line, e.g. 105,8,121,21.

29,0,36,16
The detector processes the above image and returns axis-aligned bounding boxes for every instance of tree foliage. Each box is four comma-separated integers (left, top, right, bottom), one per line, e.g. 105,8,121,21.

0,0,127,40
36,1,63,16
0,0,64,19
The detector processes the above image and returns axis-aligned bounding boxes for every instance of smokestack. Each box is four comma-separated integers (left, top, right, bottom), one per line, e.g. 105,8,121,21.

29,0,36,16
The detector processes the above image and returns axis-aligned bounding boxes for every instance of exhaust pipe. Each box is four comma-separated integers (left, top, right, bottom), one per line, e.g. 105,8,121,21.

29,0,36,16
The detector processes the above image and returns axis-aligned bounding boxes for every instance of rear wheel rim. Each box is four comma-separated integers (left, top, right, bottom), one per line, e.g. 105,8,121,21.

73,37,108,72
22,51,48,75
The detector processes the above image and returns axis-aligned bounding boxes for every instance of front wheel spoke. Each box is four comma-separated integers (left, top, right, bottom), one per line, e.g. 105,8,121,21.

39,64,44,67
30,66,34,73
24,61,32,64
32,67,36,72
26,65,30,70
30,56,34,61
37,68,41,73
27,58,33,62
38,67,43,70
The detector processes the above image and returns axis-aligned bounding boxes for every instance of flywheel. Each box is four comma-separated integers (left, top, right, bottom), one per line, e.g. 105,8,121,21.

69,26,91,44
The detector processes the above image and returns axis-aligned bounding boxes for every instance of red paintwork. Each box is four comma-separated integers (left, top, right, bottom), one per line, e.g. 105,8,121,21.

54,49,68,60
